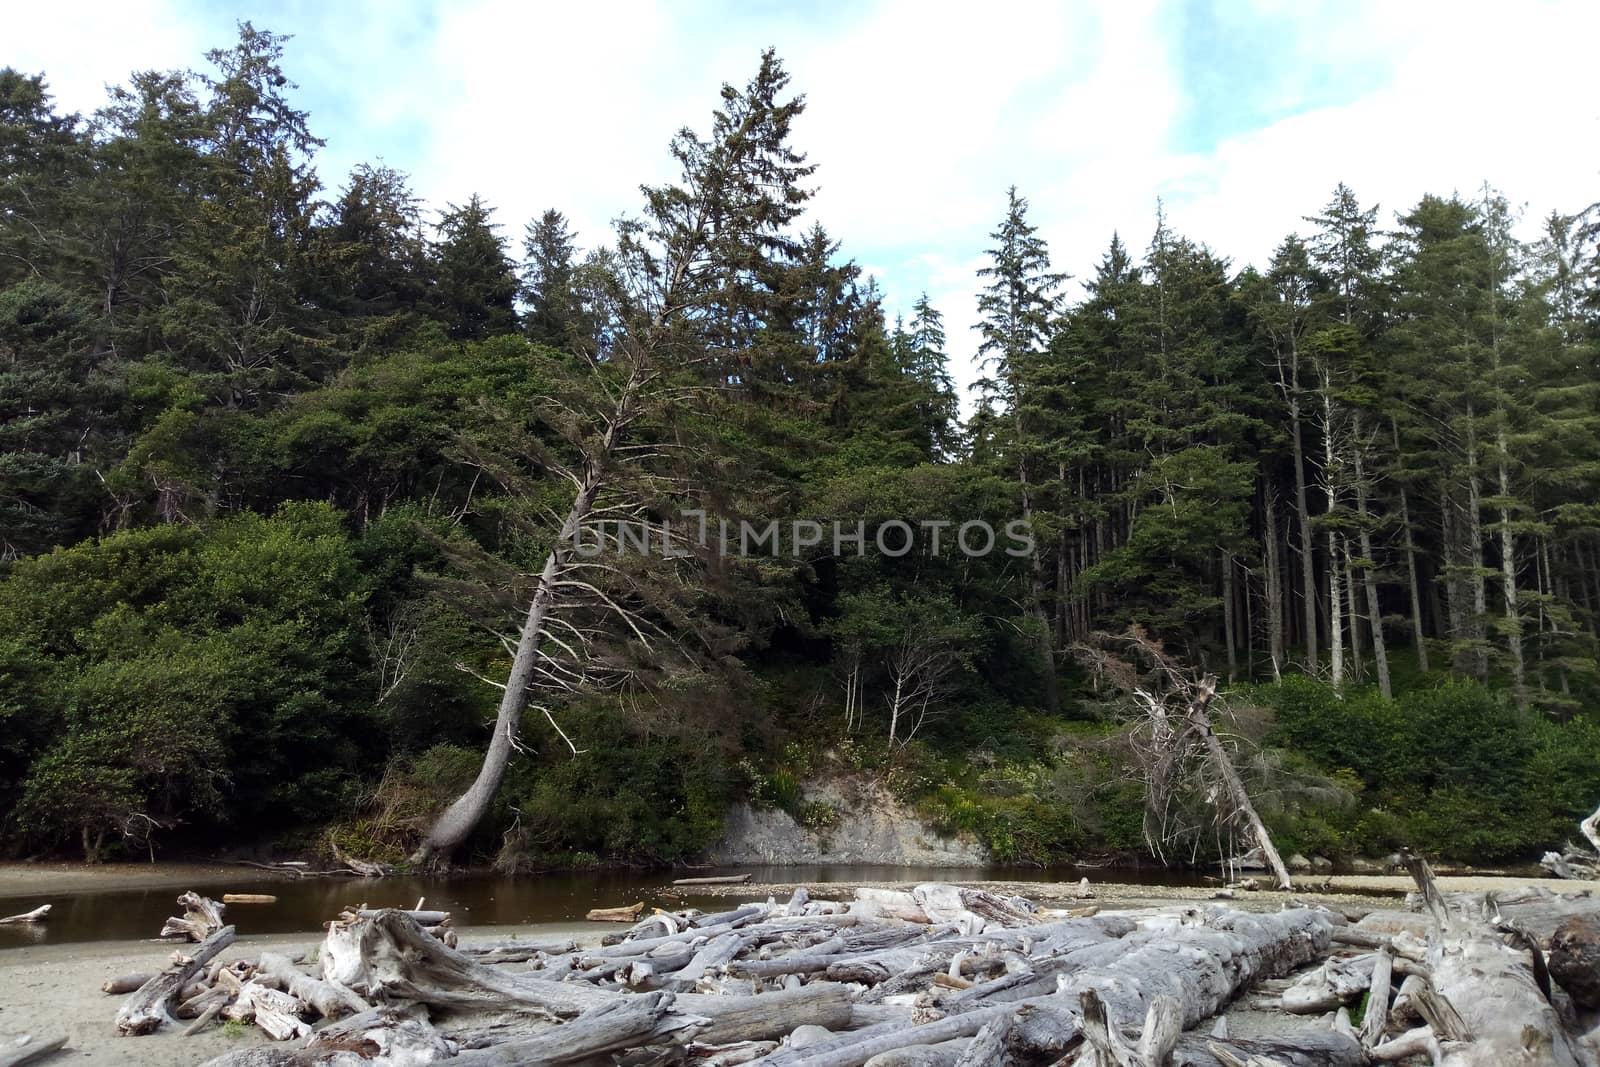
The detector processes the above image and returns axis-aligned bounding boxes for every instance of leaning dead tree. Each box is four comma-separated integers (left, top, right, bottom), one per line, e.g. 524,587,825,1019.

1071,627,1294,890
412,53,812,864
410,351,679,865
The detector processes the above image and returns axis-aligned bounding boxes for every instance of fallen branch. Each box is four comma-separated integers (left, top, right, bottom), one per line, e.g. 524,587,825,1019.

0,904,50,924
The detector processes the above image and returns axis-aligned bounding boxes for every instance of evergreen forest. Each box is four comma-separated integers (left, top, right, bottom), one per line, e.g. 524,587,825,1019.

3,26,1599,870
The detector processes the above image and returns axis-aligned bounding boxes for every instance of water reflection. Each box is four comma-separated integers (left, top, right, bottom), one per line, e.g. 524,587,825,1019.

0,863,1191,948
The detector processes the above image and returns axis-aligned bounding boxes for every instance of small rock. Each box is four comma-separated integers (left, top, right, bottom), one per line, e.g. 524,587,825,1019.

790,1025,835,1048
1550,914,1600,1011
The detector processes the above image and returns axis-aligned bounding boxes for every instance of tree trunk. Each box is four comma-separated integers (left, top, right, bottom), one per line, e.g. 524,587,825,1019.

1393,421,1428,673
1328,531,1345,689
1221,551,1238,683
412,381,628,865
1264,491,1285,679
1354,442,1391,697
1496,451,1528,711
1322,380,1344,688
1275,333,1321,674
1190,677,1293,891
1464,408,1489,681
1345,537,1365,684
1290,398,1319,672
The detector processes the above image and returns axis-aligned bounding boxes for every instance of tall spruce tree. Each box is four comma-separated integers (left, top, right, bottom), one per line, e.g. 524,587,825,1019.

521,208,578,348
976,186,1064,711
431,194,519,341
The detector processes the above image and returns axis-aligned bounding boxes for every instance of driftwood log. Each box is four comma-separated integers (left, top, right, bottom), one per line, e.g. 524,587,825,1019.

0,1035,69,1067
160,891,226,941
117,924,237,1034
0,904,50,924
1404,852,1589,1066
118,872,1600,1067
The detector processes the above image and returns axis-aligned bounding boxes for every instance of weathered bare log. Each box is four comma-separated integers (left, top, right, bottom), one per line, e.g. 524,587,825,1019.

1582,801,1600,857
160,891,226,941
330,839,389,878
952,1016,1010,1067
1360,946,1393,1049
448,991,701,1065
320,909,614,1016
0,1035,68,1067
1006,908,1331,1059
257,951,368,1018
0,904,50,924
1067,989,1180,1067
1370,1026,1443,1064
674,874,753,886
102,972,157,994
588,901,647,922
1174,1032,1365,1067
678,983,855,1044
181,1000,226,1037
116,924,237,1035
351,908,451,925
196,1004,451,1067
863,1044,973,1067
222,893,278,904
1281,952,1377,1013
693,1041,782,1066
752,909,1330,1067
1405,855,1587,1066
222,981,311,1041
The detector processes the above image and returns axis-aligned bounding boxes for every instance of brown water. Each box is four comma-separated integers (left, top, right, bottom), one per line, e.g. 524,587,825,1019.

0,863,1197,948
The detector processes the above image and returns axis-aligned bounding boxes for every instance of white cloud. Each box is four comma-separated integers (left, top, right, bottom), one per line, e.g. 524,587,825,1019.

9,0,207,116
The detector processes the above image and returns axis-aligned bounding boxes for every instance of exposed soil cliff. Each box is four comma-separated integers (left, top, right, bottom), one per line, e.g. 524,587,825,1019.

705,776,987,866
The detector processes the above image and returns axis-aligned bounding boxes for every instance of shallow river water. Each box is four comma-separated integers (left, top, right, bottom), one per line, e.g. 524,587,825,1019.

0,863,1197,947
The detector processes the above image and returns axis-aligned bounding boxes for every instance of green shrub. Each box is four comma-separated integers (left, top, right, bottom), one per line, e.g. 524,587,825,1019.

494,706,732,867
1252,676,1600,863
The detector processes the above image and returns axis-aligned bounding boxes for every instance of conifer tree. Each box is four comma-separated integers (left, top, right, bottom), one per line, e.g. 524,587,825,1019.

431,194,519,341
976,186,1064,711
521,208,578,348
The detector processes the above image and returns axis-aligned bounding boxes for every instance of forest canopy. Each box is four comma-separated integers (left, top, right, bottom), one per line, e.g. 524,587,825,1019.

2,25,1598,868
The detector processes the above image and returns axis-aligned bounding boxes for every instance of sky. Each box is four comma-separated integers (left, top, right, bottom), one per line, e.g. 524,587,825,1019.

12,0,1600,406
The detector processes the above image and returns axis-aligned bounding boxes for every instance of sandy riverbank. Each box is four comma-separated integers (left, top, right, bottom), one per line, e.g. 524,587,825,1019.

0,863,279,899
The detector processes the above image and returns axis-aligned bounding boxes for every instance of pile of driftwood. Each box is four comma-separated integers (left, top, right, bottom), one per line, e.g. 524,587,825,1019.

101,870,1600,1067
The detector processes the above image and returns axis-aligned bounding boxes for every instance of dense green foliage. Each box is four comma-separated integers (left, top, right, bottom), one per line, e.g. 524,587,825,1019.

1257,675,1600,862
1,28,1597,866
